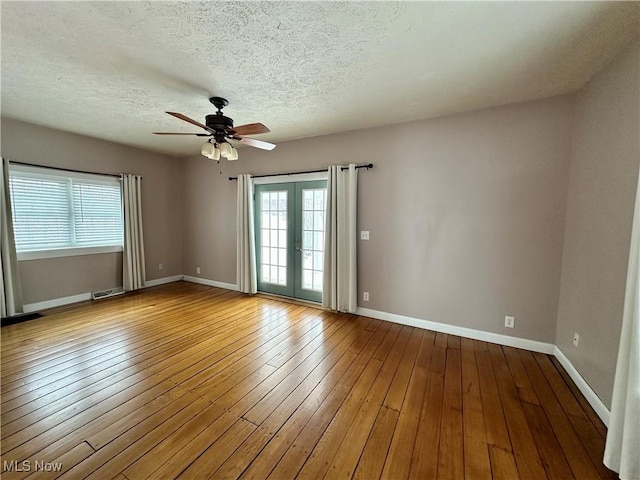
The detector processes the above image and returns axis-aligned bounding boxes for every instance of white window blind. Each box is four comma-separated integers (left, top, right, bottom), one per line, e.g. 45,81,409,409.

8,165,123,254
9,175,72,250
72,182,123,246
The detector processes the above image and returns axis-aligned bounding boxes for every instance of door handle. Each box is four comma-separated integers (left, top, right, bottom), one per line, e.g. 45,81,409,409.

295,247,302,252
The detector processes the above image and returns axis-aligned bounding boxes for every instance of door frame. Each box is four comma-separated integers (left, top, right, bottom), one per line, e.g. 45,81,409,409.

254,182,295,297
292,180,327,303
253,175,328,302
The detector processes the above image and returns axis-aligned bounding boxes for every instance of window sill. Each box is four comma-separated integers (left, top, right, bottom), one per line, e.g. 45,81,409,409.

17,245,123,261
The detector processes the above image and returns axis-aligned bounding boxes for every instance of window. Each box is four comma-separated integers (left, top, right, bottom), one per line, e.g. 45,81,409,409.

8,165,123,259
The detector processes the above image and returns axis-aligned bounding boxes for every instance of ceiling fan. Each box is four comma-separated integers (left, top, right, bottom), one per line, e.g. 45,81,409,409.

153,97,276,160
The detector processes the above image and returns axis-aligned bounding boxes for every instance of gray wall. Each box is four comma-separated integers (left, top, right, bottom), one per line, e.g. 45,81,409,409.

182,95,575,343
1,118,183,304
555,36,640,408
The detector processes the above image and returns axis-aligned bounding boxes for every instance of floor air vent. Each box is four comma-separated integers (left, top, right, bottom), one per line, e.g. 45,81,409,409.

92,288,125,300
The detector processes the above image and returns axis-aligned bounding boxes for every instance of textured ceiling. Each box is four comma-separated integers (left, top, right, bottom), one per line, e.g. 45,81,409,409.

1,1,638,157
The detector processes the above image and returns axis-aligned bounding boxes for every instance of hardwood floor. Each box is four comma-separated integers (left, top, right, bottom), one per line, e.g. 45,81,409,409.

1,282,616,479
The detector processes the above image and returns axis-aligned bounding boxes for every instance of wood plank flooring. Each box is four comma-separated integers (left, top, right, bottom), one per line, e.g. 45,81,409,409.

0,282,617,479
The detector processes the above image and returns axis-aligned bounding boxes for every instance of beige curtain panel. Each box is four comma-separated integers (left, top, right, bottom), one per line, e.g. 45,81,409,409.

237,174,257,294
1,158,23,317
323,164,358,313
122,173,146,291
604,171,640,479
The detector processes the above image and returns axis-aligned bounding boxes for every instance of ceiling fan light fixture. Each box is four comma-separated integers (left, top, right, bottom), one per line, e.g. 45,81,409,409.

227,145,239,161
201,141,215,158
212,145,221,160
219,141,232,158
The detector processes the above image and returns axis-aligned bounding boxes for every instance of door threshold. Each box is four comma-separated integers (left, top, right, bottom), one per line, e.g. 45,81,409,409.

256,292,326,310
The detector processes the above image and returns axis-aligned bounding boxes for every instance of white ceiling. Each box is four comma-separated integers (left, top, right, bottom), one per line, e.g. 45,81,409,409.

1,1,638,157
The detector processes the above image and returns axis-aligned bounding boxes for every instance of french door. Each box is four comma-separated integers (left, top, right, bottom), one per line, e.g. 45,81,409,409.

254,180,327,302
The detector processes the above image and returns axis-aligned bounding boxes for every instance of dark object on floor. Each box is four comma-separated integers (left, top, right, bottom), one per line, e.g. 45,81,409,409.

1,312,43,327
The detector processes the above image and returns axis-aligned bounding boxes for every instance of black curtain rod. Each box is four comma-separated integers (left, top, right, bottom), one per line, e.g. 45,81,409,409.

228,163,373,181
8,160,122,179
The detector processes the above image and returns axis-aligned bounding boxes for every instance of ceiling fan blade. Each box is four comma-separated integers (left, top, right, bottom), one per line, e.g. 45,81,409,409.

233,136,276,151
231,123,271,136
166,111,215,133
153,132,210,136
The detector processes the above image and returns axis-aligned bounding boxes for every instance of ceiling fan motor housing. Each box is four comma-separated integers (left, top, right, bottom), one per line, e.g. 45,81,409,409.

205,114,234,131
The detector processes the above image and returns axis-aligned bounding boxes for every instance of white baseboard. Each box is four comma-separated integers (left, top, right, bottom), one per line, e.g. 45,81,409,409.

23,292,92,313
356,307,555,354
553,346,610,426
22,275,182,313
182,275,239,291
20,275,232,314
145,275,183,287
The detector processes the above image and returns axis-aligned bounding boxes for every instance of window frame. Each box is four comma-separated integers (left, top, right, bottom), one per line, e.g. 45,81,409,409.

8,164,124,261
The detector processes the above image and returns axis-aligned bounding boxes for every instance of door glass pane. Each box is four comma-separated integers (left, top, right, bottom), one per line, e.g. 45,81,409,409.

278,212,287,229
302,269,312,289
304,190,313,209
300,187,326,292
303,251,312,269
313,211,324,230
303,211,313,229
278,192,287,209
259,190,288,286
313,231,324,250
303,231,312,249
313,271,323,290
314,190,325,210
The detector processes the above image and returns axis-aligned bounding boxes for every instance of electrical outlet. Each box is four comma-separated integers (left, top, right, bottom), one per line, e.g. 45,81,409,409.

504,315,515,328
196,267,201,274
360,231,370,240
573,333,579,347
363,292,369,301
158,263,163,271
